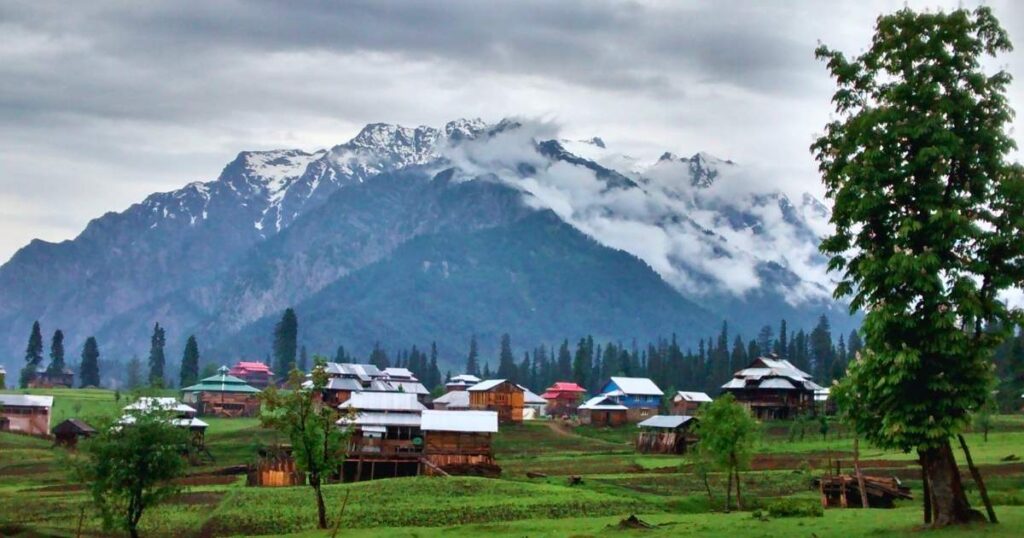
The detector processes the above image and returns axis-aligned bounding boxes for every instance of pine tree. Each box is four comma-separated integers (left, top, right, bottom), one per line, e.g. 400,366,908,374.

730,335,746,376
46,329,66,378
179,335,200,388
557,340,573,377
126,355,142,389
847,330,863,359
428,342,441,390
21,321,45,388
298,345,309,373
756,325,774,355
369,342,390,369
335,345,349,363
809,315,834,381
482,362,492,378
572,337,591,388
465,335,480,376
272,308,299,375
496,334,517,380
148,323,166,387
80,336,101,388
778,319,789,358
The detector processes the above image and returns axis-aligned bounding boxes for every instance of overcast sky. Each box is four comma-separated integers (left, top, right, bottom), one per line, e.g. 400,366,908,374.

1,0,1022,264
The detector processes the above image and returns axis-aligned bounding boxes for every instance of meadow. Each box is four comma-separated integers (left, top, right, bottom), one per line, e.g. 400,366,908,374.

1,388,1022,537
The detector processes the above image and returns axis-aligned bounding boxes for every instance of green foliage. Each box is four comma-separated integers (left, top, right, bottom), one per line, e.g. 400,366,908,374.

259,356,352,528
79,336,101,388
179,335,200,388
767,498,824,518
148,323,166,387
697,394,759,473
272,308,298,374
74,409,187,537
46,329,65,375
815,6,1024,455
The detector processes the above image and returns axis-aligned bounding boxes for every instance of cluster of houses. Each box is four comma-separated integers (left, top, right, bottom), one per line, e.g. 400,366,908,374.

1,354,830,479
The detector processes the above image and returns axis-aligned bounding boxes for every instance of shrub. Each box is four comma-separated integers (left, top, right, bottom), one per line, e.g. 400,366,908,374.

766,498,823,518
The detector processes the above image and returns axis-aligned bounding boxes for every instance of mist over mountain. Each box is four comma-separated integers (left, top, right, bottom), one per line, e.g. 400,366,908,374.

0,118,856,380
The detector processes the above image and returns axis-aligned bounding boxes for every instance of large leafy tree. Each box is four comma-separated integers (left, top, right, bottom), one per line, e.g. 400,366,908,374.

695,393,759,511
260,358,352,529
272,308,298,376
75,408,187,538
814,7,1024,526
80,336,101,388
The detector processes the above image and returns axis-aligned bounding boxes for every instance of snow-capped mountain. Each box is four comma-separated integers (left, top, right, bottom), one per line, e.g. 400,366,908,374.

0,118,854,377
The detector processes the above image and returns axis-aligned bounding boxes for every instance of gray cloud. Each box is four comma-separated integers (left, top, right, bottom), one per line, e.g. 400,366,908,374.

1,0,1022,262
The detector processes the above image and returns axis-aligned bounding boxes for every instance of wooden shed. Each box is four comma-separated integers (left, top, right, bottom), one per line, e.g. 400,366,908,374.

577,395,628,427
229,361,274,389
670,391,712,416
420,410,499,476
181,366,262,417
635,415,698,454
52,418,97,448
468,379,524,424
0,394,53,436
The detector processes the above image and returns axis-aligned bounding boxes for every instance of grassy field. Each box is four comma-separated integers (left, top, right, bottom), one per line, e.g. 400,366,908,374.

1,388,1022,537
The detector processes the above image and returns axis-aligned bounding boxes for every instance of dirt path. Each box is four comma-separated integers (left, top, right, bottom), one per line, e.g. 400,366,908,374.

545,420,578,438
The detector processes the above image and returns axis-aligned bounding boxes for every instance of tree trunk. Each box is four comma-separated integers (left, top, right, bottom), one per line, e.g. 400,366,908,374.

921,457,932,524
918,440,979,527
701,469,713,503
725,466,733,512
957,434,997,524
312,474,328,529
853,436,869,509
733,466,743,510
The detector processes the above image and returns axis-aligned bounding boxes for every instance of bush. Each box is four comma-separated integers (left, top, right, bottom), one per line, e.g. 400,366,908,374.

767,498,823,518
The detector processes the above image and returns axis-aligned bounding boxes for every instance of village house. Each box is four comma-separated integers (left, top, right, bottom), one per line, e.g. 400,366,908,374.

522,387,547,420
541,381,587,416
445,374,481,391
229,361,274,389
467,379,525,424
52,418,96,448
382,367,431,401
27,365,74,389
671,391,712,415
635,415,698,454
721,355,823,420
577,394,628,427
420,410,499,476
431,390,471,410
596,376,664,422
339,391,427,481
181,366,262,417
0,394,53,436
121,397,209,448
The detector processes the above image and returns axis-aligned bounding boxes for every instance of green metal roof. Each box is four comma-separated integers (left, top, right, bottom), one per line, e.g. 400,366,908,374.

181,366,261,394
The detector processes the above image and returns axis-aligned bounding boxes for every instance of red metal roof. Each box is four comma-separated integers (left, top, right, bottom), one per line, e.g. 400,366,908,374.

546,382,586,393
230,361,272,374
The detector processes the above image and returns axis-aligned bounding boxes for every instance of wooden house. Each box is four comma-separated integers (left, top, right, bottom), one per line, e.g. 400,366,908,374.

0,394,53,436
121,397,209,449
597,377,664,422
445,374,481,391
541,381,587,416
420,410,499,475
671,391,712,415
52,418,96,448
467,379,525,424
318,363,390,406
382,367,431,402
339,391,427,481
635,415,698,454
27,366,74,389
721,355,823,420
181,366,262,417
432,390,471,410
577,395,628,427
229,361,274,389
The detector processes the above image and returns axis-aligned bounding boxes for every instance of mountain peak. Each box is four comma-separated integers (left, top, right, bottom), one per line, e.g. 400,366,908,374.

443,118,487,142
